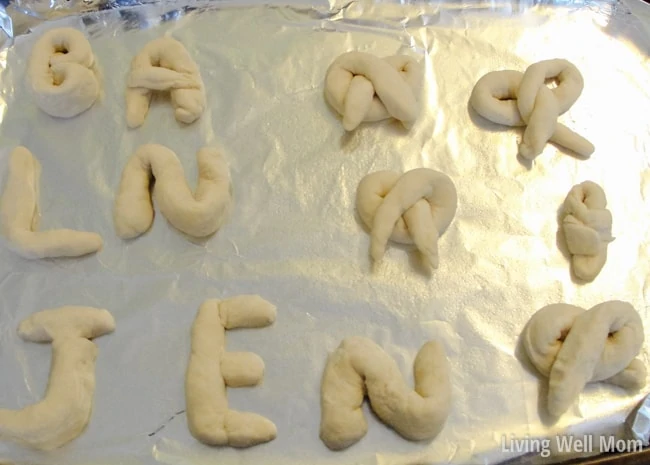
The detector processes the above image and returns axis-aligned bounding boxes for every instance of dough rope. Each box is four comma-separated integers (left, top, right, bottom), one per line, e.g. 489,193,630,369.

126,37,206,128
28,28,100,118
185,296,277,448
522,301,645,418
325,51,423,131
113,143,232,239
0,146,103,259
320,336,451,451
0,306,115,450
560,181,613,282
356,168,457,270
469,59,594,160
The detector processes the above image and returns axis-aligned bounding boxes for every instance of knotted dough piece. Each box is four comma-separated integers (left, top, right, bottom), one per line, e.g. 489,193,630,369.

320,336,451,450
0,146,103,259
356,168,457,270
0,306,115,450
185,296,277,448
113,143,232,239
126,37,206,128
325,51,423,131
522,301,645,418
28,28,100,118
470,59,594,160
560,181,613,282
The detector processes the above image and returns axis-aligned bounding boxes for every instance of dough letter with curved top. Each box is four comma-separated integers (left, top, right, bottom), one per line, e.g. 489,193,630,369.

126,37,206,128
560,181,613,282
0,146,103,259
325,52,423,131
522,301,645,418
113,143,232,240
28,27,100,118
185,296,277,448
320,336,451,450
356,168,457,271
470,59,594,160
0,306,115,450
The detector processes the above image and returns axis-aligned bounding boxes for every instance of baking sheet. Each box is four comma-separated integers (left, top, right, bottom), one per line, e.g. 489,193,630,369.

0,1,649,464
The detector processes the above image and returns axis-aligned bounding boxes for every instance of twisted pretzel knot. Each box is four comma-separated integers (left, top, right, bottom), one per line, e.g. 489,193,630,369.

356,168,457,270
28,28,100,118
126,37,206,128
560,181,614,282
522,301,646,418
325,51,423,131
470,59,594,160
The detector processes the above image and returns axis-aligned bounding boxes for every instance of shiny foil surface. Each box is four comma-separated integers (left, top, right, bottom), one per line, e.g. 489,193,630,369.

0,1,649,464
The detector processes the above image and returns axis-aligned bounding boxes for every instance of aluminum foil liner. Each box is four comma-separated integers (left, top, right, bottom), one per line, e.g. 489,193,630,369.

0,1,648,464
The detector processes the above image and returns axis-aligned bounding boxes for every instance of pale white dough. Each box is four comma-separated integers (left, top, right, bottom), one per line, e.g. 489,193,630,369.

0,306,115,450
18,306,116,341
320,336,451,451
126,37,206,128
113,143,232,240
522,301,645,418
28,27,100,118
325,51,423,131
560,181,613,282
470,59,594,160
0,146,103,259
185,296,277,448
356,168,457,270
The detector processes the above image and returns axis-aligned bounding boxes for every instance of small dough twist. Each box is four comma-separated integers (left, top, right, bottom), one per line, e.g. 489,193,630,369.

470,59,594,160
325,51,423,131
320,336,451,450
185,296,277,448
0,146,103,259
126,37,206,128
560,181,613,282
522,301,645,418
113,144,232,240
356,168,457,270
28,28,100,118
0,306,115,450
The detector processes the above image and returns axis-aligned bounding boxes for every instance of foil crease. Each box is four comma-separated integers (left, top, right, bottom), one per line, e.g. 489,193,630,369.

0,1,648,465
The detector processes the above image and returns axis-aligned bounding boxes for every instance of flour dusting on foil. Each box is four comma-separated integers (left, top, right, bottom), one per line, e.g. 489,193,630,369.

0,1,648,464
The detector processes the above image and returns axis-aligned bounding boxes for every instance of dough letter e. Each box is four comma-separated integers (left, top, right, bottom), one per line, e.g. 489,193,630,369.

185,296,277,448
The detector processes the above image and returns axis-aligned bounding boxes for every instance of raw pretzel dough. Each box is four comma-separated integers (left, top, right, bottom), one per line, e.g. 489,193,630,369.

185,296,277,448
470,59,594,160
320,336,451,450
126,37,206,128
113,144,232,239
325,51,423,131
522,301,645,418
0,306,115,450
356,168,457,270
560,181,613,282
18,306,115,341
0,146,103,259
28,27,100,118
